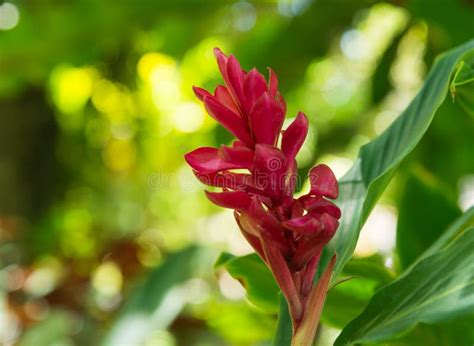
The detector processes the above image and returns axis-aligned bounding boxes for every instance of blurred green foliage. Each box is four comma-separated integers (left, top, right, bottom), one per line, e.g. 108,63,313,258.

1,0,473,345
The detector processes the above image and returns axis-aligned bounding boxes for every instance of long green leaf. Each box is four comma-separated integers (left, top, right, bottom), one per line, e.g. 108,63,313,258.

335,226,474,345
102,246,213,346
274,39,474,343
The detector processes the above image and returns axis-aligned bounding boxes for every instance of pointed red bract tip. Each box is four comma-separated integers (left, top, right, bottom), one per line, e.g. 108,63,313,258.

225,54,246,106
193,86,211,102
309,164,339,199
213,47,227,59
282,112,309,162
268,68,278,96
243,68,268,110
214,47,229,81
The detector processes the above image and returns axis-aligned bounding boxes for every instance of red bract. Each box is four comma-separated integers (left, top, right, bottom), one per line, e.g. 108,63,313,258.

184,48,341,335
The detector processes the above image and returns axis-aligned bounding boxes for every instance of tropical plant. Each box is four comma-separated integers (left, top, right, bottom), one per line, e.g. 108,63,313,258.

188,40,474,345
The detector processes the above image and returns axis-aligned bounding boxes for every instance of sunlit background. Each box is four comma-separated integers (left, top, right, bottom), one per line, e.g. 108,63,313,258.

1,0,473,345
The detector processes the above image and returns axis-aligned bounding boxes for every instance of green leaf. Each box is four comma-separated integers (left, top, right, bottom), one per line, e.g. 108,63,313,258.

342,254,396,285
204,300,277,345
273,295,292,346
322,254,395,328
274,39,474,343
215,252,279,312
396,168,462,269
323,277,378,329
329,39,474,280
335,226,474,345
102,246,213,346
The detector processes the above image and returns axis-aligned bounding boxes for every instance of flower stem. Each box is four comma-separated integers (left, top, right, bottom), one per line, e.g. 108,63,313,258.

291,254,336,346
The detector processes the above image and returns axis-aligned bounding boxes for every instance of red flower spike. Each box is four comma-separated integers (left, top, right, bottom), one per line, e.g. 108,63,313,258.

185,48,341,344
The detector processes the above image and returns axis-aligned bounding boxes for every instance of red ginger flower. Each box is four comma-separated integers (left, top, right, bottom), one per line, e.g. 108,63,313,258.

185,48,340,333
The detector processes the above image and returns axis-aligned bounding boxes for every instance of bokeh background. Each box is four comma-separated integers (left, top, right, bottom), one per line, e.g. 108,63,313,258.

1,0,473,345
